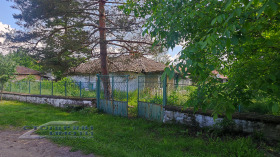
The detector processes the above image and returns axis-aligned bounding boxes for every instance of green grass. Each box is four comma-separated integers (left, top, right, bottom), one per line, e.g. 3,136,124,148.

138,85,197,106
0,100,279,157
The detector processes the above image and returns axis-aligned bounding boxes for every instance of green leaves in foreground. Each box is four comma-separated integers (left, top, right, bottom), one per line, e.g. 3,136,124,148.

272,102,280,114
124,0,280,118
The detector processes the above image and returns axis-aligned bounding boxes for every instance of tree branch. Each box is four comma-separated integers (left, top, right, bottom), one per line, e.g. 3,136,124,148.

108,39,155,45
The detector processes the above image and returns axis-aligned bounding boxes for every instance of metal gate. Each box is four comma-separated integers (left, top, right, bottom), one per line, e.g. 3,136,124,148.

96,75,128,117
137,75,166,121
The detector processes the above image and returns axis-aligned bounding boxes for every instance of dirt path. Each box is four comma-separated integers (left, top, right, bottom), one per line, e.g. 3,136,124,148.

0,130,95,157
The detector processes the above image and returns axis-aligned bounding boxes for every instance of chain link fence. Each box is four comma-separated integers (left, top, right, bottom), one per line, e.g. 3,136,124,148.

138,75,164,105
98,75,128,102
2,80,97,98
167,82,197,107
138,75,196,107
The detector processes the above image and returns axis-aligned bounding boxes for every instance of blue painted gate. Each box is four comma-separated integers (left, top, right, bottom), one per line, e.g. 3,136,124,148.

96,75,128,117
137,75,167,121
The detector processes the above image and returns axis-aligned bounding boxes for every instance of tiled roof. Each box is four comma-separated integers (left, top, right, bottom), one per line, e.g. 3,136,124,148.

68,55,166,74
16,66,41,75
211,70,228,79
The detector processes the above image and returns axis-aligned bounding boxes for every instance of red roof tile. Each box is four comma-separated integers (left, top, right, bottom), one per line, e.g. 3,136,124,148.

16,66,41,75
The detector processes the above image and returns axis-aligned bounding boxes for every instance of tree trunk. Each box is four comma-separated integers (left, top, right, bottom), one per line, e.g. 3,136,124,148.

99,0,111,99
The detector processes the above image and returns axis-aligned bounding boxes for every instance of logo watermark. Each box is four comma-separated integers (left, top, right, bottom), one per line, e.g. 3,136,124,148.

20,121,94,139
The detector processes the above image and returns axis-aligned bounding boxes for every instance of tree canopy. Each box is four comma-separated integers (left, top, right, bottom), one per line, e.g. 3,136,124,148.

0,54,16,84
125,0,280,117
7,49,42,72
9,0,164,80
0,53,17,100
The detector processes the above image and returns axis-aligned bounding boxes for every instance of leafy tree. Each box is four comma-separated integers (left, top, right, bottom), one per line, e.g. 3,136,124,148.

125,0,280,117
7,49,42,71
9,0,163,97
0,54,17,101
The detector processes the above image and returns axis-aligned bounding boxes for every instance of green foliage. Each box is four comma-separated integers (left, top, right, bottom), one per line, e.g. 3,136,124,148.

186,81,280,116
7,49,42,71
0,54,17,92
167,85,197,106
11,0,161,80
139,86,163,104
21,75,36,82
11,0,91,79
125,0,280,118
139,83,197,106
243,93,280,115
150,95,163,104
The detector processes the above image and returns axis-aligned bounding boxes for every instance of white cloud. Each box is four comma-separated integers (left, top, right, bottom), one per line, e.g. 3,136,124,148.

0,22,15,54
0,22,25,55
0,22,13,33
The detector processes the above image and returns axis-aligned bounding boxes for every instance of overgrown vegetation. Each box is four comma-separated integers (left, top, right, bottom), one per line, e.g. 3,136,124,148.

3,78,279,115
139,85,197,106
186,82,280,116
0,54,17,101
0,100,279,157
6,49,42,72
139,83,280,115
125,0,280,119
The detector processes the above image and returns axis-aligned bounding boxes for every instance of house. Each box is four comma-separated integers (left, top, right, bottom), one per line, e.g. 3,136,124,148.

176,67,192,85
15,66,49,81
67,55,168,91
176,69,228,84
173,67,228,84
211,70,228,83
68,55,194,91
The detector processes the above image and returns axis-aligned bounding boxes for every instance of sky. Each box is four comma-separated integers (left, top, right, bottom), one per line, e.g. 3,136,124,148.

0,0,182,58
0,0,21,30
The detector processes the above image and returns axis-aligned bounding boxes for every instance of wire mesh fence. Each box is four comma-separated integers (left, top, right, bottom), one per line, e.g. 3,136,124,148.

1,75,195,106
98,75,128,102
97,75,129,117
137,75,166,121
2,80,97,98
138,75,196,107
0,74,198,120
138,75,164,104
167,82,197,107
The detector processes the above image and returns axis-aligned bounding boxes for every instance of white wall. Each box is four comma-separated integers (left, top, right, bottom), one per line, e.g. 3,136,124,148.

2,93,95,108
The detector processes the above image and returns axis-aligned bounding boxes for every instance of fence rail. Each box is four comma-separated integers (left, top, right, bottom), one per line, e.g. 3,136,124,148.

1,75,196,120
2,80,97,98
1,74,273,119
